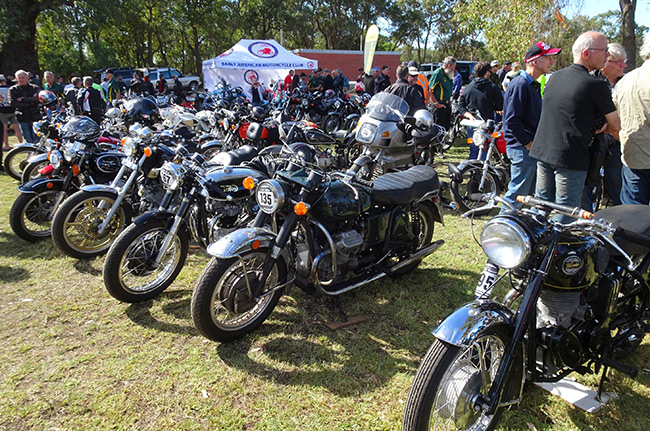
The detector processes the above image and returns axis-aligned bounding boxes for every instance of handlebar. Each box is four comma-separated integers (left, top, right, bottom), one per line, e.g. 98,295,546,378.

516,196,594,220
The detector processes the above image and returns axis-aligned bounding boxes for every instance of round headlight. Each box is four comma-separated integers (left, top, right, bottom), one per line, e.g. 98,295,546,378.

122,137,136,157
256,179,286,214
48,150,62,168
63,142,76,162
472,129,487,147
159,162,184,191
481,218,532,269
356,123,377,144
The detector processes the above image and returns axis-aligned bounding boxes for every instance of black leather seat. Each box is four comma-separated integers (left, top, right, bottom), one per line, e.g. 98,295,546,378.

371,165,440,205
211,145,257,166
595,205,650,255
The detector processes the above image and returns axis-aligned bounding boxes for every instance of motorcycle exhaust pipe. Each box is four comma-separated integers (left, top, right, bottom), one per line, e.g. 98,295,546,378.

387,240,445,274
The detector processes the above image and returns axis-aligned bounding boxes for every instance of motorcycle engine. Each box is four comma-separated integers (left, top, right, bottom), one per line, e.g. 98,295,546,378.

207,201,245,239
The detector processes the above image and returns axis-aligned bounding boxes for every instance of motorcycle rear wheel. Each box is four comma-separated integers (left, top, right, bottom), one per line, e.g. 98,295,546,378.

9,188,66,242
52,190,130,259
4,147,40,181
403,325,513,431
103,219,189,302
451,165,501,215
389,203,436,277
191,249,285,342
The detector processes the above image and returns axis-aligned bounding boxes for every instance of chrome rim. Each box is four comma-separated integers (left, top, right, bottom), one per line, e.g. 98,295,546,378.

7,149,34,178
21,191,60,235
459,168,497,209
118,227,182,294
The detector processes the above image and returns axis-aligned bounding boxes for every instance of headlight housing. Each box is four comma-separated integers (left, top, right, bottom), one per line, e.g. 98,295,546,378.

481,218,532,269
48,150,62,168
472,129,487,147
160,162,185,191
356,122,377,144
63,141,84,162
122,137,137,157
256,179,286,214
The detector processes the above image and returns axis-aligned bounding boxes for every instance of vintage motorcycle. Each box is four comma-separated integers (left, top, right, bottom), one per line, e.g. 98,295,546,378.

9,117,123,242
50,125,177,259
190,148,445,342
403,194,650,431
102,146,270,303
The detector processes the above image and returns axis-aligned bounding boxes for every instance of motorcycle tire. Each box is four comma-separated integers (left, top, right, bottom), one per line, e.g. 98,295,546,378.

51,190,131,259
322,113,340,134
103,218,189,303
403,324,517,431
191,249,285,342
9,187,67,242
21,158,50,184
4,146,40,181
389,203,436,277
450,165,501,216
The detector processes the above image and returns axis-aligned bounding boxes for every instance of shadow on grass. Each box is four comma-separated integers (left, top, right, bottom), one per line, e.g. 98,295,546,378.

73,258,102,276
0,231,57,258
124,288,196,335
0,264,30,282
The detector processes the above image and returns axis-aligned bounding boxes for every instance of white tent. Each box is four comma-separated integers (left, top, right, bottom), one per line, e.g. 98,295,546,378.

202,39,318,97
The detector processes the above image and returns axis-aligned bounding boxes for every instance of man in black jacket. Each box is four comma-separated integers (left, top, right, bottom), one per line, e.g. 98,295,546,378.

458,61,503,159
384,65,425,115
77,76,104,124
373,65,391,94
8,69,41,143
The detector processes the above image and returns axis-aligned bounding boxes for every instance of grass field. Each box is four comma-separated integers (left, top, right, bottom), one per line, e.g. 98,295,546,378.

0,140,649,430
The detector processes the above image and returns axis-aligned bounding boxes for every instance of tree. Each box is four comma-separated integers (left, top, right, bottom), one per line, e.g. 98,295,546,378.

620,0,637,68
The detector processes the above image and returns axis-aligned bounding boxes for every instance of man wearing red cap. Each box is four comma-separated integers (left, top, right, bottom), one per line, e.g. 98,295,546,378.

502,41,560,208
530,32,620,223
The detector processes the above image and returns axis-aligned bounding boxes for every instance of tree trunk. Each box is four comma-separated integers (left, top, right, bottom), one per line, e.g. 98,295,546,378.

619,0,636,70
0,0,41,76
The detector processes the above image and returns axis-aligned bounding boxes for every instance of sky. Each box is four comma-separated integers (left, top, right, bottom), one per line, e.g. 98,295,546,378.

571,1,650,27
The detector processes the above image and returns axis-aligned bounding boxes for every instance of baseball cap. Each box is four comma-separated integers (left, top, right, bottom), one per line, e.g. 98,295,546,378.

407,60,418,68
490,60,500,67
408,66,419,76
382,65,390,70
372,66,380,72
524,42,562,63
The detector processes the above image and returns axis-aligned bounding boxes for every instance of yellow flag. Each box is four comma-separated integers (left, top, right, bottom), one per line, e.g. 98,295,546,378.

364,25,379,74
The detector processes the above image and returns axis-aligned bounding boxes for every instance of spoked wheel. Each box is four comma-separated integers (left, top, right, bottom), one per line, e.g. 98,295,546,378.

51,190,130,259
322,113,340,133
389,203,436,277
21,159,49,184
191,249,285,342
450,165,500,215
4,147,40,181
403,325,516,431
103,219,189,302
9,188,66,242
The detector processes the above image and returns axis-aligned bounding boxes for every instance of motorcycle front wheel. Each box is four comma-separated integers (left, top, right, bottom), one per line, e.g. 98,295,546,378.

191,249,285,342
21,159,50,184
403,325,513,431
103,219,189,302
9,187,67,242
322,113,341,133
4,146,40,181
51,190,130,259
451,165,501,215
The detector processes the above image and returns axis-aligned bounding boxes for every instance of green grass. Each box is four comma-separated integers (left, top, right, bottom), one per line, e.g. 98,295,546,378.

0,141,649,430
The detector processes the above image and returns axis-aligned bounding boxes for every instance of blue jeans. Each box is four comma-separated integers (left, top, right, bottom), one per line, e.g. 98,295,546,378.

19,122,37,144
535,161,587,224
503,146,537,209
603,143,623,206
620,164,650,205
467,126,487,161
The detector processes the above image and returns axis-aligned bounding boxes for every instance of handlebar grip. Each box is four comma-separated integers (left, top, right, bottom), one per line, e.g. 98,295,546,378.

614,227,650,250
516,196,594,220
352,176,373,188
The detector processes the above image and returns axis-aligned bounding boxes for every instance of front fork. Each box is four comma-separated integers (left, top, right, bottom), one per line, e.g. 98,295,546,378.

154,188,194,265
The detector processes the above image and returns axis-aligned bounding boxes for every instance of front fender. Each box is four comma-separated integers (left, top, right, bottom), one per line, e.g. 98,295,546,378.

12,143,44,151
132,210,176,227
17,177,67,194
455,160,503,182
433,301,514,347
26,152,49,165
80,184,118,194
206,227,278,259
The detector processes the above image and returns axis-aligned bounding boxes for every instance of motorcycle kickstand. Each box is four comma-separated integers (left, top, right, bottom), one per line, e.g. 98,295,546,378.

325,296,366,331
597,366,609,401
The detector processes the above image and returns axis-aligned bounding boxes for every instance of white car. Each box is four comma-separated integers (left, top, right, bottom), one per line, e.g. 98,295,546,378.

137,67,202,91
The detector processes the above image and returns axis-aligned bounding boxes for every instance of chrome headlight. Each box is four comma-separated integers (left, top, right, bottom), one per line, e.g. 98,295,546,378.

122,137,137,157
160,162,185,191
48,150,62,168
472,129,487,147
256,179,286,214
63,142,77,162
356,122,377,144
44,139,56,152
481,218,532,269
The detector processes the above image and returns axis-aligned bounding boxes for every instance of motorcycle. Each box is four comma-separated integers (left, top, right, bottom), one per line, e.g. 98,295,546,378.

9,117,123,242
102,146,270,303
190,148,445,342
448,118,510,215
50,124,177,259
403,194,650,431
4,116,63,181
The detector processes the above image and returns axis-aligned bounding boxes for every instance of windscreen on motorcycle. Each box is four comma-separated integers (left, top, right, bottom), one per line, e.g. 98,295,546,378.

364,92,409,122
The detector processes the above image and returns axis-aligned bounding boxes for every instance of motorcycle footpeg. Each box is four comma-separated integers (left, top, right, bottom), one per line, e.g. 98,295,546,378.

600,356,638,378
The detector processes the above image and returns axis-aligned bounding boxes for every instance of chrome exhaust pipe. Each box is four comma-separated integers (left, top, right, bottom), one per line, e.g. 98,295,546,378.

387,240,445,274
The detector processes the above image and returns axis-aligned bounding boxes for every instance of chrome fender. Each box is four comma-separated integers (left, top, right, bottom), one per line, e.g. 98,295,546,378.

80,184,118,194
26,152,49,165
432,301,514,347
206,227,293,269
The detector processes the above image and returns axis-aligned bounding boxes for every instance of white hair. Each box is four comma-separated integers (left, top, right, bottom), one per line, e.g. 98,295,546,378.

641,33,650,61
44,70,54,78
572,31,605,63
15,69,28,78
607,43,627,61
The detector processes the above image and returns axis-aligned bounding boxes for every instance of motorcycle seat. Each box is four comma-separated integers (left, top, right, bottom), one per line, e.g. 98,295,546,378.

595,205,650,255
371,165,440,205
211,145,258,166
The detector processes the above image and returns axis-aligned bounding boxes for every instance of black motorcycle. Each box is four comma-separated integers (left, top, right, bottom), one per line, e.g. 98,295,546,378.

102,146,269,303
403,194,650,431
190,148,445,342
9,117,123,242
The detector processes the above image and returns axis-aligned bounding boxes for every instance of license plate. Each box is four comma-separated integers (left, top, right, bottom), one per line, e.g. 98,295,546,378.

257,190,276,212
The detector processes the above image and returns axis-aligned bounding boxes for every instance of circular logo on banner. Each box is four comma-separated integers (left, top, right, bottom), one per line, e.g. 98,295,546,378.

244,70,259,85
307,61,314,68
218,48,233,58
248,42,278,58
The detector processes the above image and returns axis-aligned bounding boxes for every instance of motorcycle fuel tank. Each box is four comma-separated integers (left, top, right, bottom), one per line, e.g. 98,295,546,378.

203,166,267,201
312,180,372,223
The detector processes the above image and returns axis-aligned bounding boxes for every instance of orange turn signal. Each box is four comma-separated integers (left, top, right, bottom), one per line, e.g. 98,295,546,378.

294,202,309,216
144,147,152,157
72,164,80,176
467,138,473,144
251,239,261,250
243,176,255,190
492,132,499,138
121,137,127,145
381,131,390,137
